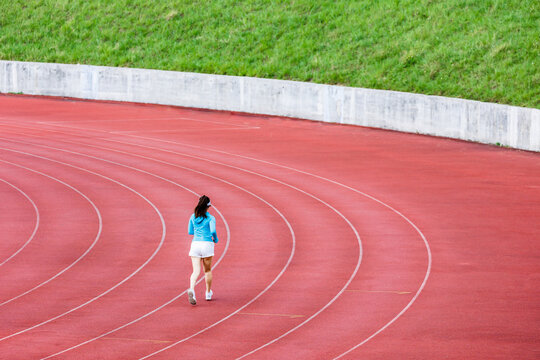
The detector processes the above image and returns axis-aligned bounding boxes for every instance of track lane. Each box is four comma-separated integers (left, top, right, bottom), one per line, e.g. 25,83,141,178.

1,95,538,359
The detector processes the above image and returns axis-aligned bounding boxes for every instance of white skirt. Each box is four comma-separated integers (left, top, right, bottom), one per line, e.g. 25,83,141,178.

189,241,215,258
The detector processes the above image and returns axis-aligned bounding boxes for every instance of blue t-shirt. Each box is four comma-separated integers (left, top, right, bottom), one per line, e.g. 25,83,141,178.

188,213,218,243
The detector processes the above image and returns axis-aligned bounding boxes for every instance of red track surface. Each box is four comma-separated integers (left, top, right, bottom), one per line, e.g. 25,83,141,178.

0,94,538,359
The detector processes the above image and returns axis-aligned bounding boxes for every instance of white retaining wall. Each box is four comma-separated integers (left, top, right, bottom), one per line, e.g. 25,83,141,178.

1,60,538,152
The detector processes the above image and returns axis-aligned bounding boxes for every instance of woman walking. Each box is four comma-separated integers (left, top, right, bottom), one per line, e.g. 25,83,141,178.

187,195,218,305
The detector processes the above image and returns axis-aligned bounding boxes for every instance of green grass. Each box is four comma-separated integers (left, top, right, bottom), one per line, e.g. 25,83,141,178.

1,0,538,107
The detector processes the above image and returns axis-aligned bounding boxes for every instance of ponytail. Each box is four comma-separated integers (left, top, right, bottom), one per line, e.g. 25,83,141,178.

194,195,211,218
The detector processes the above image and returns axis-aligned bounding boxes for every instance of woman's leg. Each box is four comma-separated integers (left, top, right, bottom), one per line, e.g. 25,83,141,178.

202,256,213,293
190,256,201,290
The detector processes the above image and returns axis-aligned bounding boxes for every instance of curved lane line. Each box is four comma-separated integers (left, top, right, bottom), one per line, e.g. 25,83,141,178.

0,178,40,267
0,147,166,342
0,160,102,307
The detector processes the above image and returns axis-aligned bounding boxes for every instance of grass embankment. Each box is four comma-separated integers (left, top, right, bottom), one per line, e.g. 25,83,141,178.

0,0,538,107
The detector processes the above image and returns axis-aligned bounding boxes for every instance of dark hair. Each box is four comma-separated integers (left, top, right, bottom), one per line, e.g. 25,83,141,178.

194,195,211,218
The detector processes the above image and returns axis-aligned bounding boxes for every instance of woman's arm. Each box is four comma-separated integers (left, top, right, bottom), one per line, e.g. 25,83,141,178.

188,216,194,235
209,217,218,243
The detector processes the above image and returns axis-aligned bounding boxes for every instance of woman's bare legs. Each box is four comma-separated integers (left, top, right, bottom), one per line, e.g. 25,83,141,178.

202,256,213,293
190,256,201,290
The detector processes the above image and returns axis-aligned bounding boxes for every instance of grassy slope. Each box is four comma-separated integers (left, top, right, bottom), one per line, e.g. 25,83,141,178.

0,0,538,108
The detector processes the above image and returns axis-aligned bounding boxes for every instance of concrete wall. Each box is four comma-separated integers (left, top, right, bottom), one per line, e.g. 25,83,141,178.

1,60,538,152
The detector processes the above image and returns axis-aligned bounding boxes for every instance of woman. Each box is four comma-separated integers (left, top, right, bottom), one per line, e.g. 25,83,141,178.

187,195,218,305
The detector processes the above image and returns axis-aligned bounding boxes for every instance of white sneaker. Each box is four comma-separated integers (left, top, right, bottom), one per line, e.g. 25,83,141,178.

188,289,196,305
206,290,213,301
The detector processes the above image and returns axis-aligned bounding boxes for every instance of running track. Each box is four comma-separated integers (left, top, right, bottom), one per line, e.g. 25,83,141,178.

0,94,538,359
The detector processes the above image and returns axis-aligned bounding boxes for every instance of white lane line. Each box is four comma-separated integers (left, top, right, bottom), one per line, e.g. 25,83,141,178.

42,116,255,127
0,160,102,307
332,233,431,357
0,146,166,342
0,135,291,360
118,134,432,358
109,127,260,134
0,120,259,138
0,178,40,267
